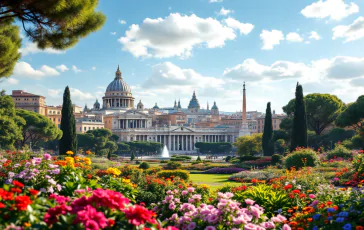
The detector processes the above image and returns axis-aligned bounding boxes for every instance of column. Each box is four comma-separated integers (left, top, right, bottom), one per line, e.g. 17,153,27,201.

185,135,187,151
190,135,193,151
177,135,180,151
168,135,171,151
172,135,175,151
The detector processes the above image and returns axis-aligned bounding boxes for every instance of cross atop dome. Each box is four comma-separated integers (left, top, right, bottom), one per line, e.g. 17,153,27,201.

115,65,122,79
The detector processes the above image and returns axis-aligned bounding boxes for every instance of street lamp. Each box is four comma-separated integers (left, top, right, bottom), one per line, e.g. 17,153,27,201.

30,142,32,152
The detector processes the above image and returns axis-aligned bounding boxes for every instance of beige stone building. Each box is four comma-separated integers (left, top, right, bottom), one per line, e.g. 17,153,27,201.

11,90,47,115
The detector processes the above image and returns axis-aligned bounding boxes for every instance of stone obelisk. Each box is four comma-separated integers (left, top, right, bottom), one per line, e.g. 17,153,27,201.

239,82,251,137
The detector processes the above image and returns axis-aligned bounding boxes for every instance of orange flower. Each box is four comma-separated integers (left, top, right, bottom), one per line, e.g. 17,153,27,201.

289,221,298,227
356,226,364,230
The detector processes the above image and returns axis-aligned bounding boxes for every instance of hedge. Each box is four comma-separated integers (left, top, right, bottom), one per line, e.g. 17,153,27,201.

157,170,190,180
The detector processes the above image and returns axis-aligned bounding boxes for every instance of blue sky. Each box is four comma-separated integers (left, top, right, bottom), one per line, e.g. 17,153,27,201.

2,0,364,113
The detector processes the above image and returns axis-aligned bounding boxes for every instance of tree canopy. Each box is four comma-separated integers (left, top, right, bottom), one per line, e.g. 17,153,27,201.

262,102,274,156
0,0,106,79
283,93,345,135
194,142,233,154
0,94,25,149
336,95,364,132
290,84,308,151
16,109,62,147
234,133,262,156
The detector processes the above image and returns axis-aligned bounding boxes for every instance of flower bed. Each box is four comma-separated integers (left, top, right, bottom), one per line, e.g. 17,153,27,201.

203,167,244,174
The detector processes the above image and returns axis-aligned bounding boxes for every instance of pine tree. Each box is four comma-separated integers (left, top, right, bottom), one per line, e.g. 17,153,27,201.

290,83,308,151
59,86,77,155
262,102,274,156
130,152,135,161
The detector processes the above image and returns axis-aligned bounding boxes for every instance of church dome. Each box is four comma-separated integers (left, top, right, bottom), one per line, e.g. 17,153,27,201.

106,65,131,93
94,99,100,106
153,103,159,109
211,101,218,110
188,91,200,109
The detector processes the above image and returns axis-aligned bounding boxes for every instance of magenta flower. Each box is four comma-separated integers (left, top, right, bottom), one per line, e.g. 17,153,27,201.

309,194,316,199
245,199,255,205
282,224,292,230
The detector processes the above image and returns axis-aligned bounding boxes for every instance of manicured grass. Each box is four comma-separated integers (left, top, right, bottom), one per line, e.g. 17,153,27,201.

189,174,241,190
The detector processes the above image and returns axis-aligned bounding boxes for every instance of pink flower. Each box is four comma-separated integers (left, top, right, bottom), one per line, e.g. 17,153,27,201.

182,190,188,195
244,223,259,230
276,214,287,222
187,222,196,230
207,214,218,223
309,194,316,199
43,153,52,160
334,177,340,181
282,224,291,230
188,187,195,193
75,189,86,194
205,226,216,230
245,199,255,205
250,205,262,219
169,203,176,210
260,221,275,229
73,205,108,230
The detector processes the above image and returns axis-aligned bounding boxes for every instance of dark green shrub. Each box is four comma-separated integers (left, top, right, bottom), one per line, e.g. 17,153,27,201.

170,158,185,162
196,156,202,162
327,145,352,160
145,166,162,175
164,161,182,170
284,148,320,169
160,160,167,163
225,156,232,162
239,156,261,162
157,170,190,180
139,162,150,169
271,154,282,165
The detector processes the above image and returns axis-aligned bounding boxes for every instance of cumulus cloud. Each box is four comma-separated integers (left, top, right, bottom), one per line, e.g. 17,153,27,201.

118,13,237,58
332,17,364,42
7,78,19,85
70,88,95,100
218,7,233,16
350,77,364,87
12,62,60,80
48,89,62,98
118,20,126,24
301,0,359,21
19,42,65,56
56,64,69,72
286,32,304,42
72,65,82,73
321,56,364,79
110,32,116,35
309,31,321,40
143,62,224,90
260,30,284,50
224,18,254,35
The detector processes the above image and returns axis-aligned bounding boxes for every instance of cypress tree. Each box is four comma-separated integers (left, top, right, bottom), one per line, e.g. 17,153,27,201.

262,102,274,156
290,83,308,151
59,86,77,155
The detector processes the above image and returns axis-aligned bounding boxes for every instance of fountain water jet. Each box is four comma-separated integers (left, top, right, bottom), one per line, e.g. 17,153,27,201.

161,145,170,158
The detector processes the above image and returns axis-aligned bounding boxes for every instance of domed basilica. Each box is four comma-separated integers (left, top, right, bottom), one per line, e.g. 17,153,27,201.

83,66,241,153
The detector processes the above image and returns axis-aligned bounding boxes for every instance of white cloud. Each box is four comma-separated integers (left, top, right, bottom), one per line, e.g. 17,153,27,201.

260,30,284,50
224,18,254,35
48,89,62,98
12,62,60,80
209,0,223,2
118,13,237,58
218,7,233,16
309,31,321,40
92,66,96,71
286,32,304,42
301,0,359,21
351,77,364,87
72,65,82,73
110,32,116,35
7,78,19,85
70,88,96,100
332,16,364,42
320,56,364,79
118,20,126,24
19,42,65,56
56,64,69,72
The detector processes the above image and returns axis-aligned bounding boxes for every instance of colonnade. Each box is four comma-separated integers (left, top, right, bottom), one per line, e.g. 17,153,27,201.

103,98,134,108
119,119,146,129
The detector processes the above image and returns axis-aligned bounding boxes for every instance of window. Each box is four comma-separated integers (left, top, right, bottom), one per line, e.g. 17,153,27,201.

80,127,82,131
84,127,86,131
58,118,61,122
58,124,60,128
53,118,56,121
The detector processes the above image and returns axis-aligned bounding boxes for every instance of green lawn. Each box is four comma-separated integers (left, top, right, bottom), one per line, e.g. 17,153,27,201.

189,174,241,190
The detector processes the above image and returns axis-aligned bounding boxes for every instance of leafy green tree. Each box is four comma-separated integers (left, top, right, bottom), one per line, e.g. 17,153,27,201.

262,102,274,156
59,86,77,155
290,83,308,151
336,95,364,133
16,109,62,147
0,18,21,78
77,133,94,150
110,134,120,142
116,142,130,154
0,0,106,79
130,152,135,161
272,130,290,142
274,139,286,155
234,133,262,156
283,94,345,135
194,142,232,154
0,93,24,148
105,141,118,160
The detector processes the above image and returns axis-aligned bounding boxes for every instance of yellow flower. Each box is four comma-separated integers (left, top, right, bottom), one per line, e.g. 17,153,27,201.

82,157,92,165
66,151,74,155
106,167,121,176
74,156,80,162
24,222,31,227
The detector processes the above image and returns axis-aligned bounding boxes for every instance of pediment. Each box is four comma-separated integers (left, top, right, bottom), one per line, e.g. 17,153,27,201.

171,126,195,133
120,110,150,118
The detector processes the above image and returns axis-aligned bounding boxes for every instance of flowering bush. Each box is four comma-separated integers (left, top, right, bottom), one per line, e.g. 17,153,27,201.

157,170,190,180
326,144,353,160
284,147,320,169
153,187,290,229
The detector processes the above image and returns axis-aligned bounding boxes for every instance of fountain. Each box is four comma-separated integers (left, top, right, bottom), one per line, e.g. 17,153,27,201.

161,145,170,158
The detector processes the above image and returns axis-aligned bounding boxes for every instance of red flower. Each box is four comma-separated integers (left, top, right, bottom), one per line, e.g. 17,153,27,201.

108,219,115,226
29,189,39,196
326,201,333,206
12,180,24,188
292,189,301,194
284,184,292,190
125,204,157,226
0,202,5,208
251,179,258,183
15,195,32,211
0,188,14,200
10,188,22,194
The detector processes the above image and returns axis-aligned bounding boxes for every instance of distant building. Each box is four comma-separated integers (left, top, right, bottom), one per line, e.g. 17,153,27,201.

256,110,286,133
11,90,47,115
76,115,104,133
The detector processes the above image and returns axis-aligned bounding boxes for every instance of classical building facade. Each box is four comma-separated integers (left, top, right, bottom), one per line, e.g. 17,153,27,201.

12,90,47,115
84,66,240,153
